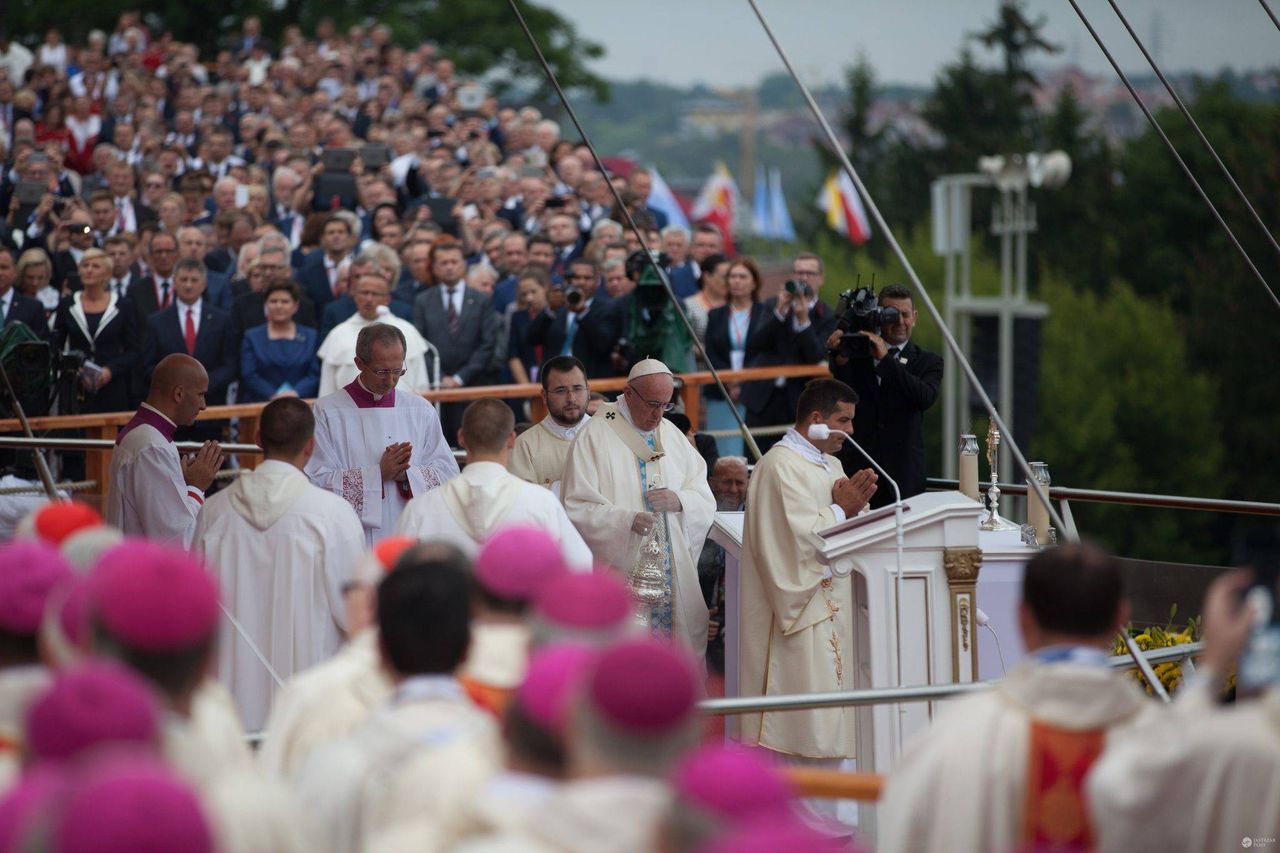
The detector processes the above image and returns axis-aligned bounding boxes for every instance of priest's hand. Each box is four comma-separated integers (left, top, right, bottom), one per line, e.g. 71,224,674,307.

183,441,224,491
645,488,682,513
1201,569,1258,676
631,511,658,536
380,442,412,482
833,469,878,516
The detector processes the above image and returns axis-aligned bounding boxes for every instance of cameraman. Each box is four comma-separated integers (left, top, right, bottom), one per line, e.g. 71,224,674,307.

524,258,620,380
825,284,942,507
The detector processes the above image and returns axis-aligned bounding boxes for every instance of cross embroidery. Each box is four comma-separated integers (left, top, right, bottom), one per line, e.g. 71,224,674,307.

605,412,616,420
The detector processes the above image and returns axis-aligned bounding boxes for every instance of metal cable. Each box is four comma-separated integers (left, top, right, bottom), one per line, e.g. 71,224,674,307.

1066,0,1280,314
504,0,764,460
743,0,1069,539
1107,0,1280,261
1260,0,1280,33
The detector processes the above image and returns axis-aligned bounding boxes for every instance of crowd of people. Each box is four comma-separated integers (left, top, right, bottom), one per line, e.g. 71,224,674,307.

1,14,1276,853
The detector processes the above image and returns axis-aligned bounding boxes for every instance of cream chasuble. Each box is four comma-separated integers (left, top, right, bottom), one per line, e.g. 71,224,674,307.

508,415,589,495
877,661,1155,853
738,429,856,758
306,379,460,546
1088,682,1280,853
258,629,392,783
560,400,715,652
316,311,432,395
394,460,592,570
193,459,365,732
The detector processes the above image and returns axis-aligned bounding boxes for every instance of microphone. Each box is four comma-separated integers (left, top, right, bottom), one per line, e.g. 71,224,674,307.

808,423,910,695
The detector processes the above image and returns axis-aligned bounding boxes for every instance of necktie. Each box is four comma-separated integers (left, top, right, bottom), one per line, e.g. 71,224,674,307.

115,199,126,232
561,312,577,356
446,287,459,335
112,278,122,297
887,346,901,361
159,280,170,308
184,308,197,355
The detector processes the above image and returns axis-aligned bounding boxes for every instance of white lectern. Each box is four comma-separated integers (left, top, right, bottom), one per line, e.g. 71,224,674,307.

710,490,985,776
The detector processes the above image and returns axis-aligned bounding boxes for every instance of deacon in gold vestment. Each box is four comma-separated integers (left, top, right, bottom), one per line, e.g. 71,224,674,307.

739,379,878,759
508,355,591,495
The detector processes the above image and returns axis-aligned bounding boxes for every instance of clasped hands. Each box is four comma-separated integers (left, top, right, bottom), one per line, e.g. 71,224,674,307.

380,442,413,483
833,468,878,516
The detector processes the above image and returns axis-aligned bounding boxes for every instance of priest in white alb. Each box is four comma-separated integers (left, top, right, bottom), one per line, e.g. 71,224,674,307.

1088,569,1280,853
192,398,366,732
560,358,715,652
306,323,459,546
105,354,224,548
877,543,1160,853
316,272,432,395
739,379,877,770
395,396,592,570
508,355,592,496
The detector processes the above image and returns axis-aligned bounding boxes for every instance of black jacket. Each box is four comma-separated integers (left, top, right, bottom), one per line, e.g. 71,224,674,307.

142,301,239,406
3,292,50,340
524,299,622,380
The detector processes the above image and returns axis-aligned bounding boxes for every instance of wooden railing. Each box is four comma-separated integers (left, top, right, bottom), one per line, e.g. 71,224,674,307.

0,364,831,498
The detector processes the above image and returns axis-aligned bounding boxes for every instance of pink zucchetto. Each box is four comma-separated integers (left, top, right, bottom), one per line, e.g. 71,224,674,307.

32,501,103,545
25,661,161,765
515,643,595,734
0,541,74,635
52,754,214,853
586,639,699,734
88,540,219,652
534,569,633,631
476,525,566,601
672,744,793,819
702,813,853,853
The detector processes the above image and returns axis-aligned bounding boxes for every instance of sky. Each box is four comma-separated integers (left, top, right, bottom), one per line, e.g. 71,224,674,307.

536,0,1280,89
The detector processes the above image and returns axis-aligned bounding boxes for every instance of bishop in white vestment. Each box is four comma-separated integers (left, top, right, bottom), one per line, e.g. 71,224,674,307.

105,355,224,548
192,398,367,732
560,360,715,652
508,355,592,495
306,323,459,546
396,397,591,569
739,398,877,758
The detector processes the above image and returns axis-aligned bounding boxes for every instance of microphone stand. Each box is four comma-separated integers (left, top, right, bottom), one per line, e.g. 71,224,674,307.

809,424,907,753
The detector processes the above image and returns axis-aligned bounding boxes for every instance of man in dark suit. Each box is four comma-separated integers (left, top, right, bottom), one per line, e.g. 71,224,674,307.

411,240,499,444
105,160,158,237
49,211,99,293
0,248,49,339
828,283,944,508
102,235,144,302
295,213,356,311
141,258,238,442
127,231,181,317
545,212,582,281
525,258,621,380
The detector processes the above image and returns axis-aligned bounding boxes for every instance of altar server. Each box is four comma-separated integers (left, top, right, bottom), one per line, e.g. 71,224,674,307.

560,358,715,652
192,397,365,731
396,397,591,568
509,355,592,494
105,353,224,547
306,322,459,546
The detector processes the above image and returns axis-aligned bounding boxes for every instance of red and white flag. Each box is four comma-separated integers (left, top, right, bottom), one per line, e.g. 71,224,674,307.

817,170,871,245
692,162,742,256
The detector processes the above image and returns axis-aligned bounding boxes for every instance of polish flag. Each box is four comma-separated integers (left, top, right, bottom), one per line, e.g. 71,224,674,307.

817,170,872,245
692,162,742,255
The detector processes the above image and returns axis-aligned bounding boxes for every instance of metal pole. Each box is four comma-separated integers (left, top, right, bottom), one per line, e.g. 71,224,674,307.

0,360,60,501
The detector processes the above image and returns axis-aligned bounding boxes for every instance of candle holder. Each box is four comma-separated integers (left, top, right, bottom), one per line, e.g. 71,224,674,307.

980,423,1019,532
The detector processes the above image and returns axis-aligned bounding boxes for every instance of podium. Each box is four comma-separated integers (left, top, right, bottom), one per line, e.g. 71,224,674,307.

710,490,986,775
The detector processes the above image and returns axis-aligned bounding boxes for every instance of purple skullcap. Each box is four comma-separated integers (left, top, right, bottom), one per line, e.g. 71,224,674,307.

25,661,161,765
702,814,853,853
534,569,632,630
515,643,595,734
0,765,68,853
0,540,74,634
587,639,699,734
33,502,103,546
475,525,566,602
88,540,220,653
53,753,213,853
672,744,793,820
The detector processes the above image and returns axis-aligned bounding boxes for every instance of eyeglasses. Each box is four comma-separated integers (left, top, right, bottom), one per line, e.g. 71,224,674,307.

627,383,676,412
369,367,407,378
547,385,588,398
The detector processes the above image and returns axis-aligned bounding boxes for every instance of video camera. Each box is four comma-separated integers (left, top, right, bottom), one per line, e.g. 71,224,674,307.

828,285,900,359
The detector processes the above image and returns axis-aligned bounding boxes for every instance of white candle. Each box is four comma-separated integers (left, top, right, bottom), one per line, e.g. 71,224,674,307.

1027,462,1051,545
958,435,979,501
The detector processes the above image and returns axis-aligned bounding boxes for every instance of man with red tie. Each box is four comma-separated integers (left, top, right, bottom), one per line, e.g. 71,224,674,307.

141,258,238,442
128,230,180,316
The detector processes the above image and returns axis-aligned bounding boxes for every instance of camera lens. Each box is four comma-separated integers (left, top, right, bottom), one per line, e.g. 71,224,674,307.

565,287,583,307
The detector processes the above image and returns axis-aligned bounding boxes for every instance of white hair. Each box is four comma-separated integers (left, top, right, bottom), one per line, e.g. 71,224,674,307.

466,263,498,286
660,224,691,242
591,219,624,240
535,119,561,140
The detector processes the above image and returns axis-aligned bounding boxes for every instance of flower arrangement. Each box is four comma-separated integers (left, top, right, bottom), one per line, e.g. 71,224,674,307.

1113,605,1200,696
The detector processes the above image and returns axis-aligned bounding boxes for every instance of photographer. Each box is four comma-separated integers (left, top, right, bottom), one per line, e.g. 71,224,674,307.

825,283,942,507
525,258,619,380
610,249,693,377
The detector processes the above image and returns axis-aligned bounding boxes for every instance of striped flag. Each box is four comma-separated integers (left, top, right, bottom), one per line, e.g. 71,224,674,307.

692,162,742,255
817,170,872,245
